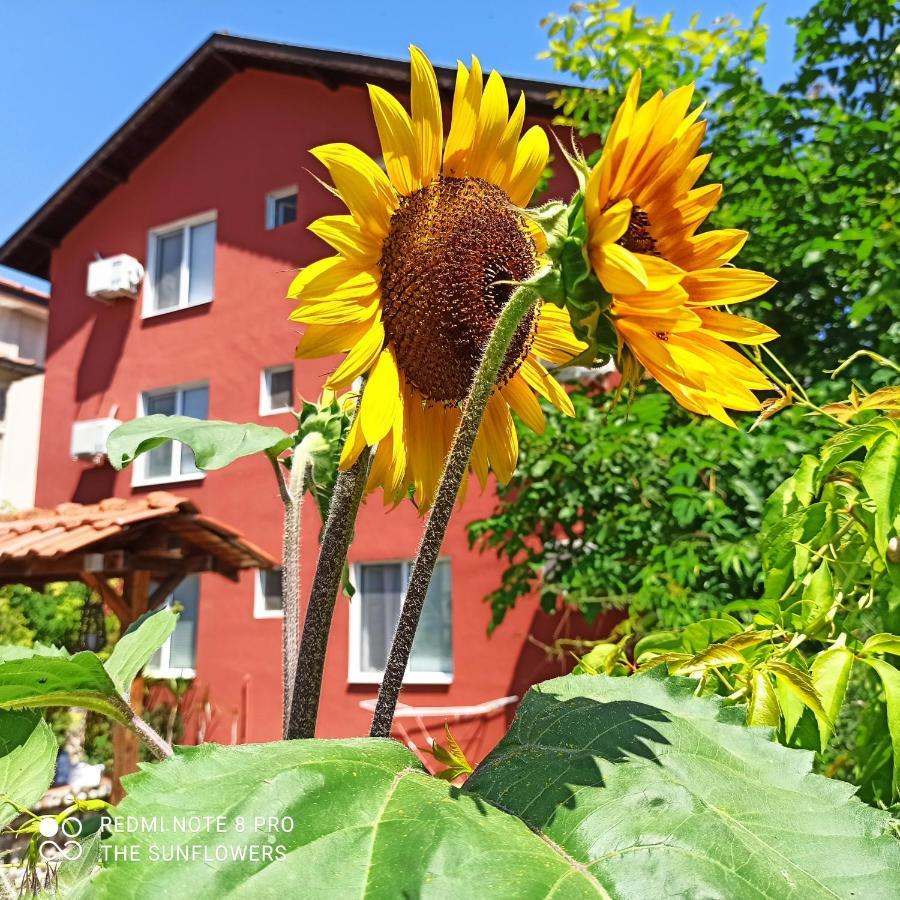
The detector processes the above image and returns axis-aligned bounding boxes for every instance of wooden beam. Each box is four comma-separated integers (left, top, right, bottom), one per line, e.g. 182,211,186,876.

80,572,131,625
147,572,185,610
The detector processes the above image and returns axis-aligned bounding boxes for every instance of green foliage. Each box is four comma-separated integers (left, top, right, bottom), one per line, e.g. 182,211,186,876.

469,389,827,630
0,581,96,652
540,0,900,377
81,672,900,897
569,395,900,802
107,416,293,471
0,710,56,828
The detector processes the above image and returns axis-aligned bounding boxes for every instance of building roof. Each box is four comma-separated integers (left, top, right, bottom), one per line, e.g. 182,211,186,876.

0,276,49,309
0,490,275,584
0,33,569,280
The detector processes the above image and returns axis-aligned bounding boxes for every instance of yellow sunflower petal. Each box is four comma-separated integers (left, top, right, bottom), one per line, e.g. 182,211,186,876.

444,57,483,176
632,253,685,291
592,242,649,295
368,84,419,195
520,357,575,416
488,92,525,188
409,45,442,186
697,308,779,345
310,143,396,238
591,198,632,246
468,70,510,180
339,411,368,469
359,348,401,445
682,268,777,307
481,393,518,483
671,229,748,270
307,215,380,265
289,290,379,325
501,373,546,434
324,316,385,389
295,320,373,358
506,126,549,207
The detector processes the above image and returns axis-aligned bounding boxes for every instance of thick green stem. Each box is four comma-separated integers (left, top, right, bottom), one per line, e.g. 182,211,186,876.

369,281,541,737
288,411,368,739
128,712,173,760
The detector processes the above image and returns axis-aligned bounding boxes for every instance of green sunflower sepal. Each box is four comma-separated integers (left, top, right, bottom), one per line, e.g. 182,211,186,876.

525,190,616,368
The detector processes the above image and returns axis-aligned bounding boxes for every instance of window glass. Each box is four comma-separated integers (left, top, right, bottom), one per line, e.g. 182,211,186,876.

168,577,199,670
261,568,283,612
144,391,176,478
154,231,183,310
357,561,452,676
179,386,209,474
273,194,297,227
148,576,200,673
409,560,452,674
359,564,404,673
267,368,293,411
187,220,216,304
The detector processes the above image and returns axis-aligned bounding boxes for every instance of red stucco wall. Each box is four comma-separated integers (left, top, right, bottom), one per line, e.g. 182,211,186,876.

38,69,613,765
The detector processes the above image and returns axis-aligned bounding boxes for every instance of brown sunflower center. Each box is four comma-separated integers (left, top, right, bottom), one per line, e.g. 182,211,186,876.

616,204,659,257
379,175,538,406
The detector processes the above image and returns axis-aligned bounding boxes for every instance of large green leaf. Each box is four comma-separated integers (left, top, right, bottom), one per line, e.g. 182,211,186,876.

0,710,56,827
104,606,178,696
92,739,599,899
107,415,292,471
466,672,898,899
89,673,899,898
0,653,130,724
811,645,854,749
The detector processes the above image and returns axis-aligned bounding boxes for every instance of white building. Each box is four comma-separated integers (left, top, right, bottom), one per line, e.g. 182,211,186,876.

0,277,48,509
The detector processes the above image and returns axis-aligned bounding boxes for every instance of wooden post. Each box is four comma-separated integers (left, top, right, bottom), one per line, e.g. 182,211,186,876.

110,571,151,803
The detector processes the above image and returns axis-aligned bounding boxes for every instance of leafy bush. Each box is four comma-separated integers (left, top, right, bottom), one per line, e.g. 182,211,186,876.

470,389,830,629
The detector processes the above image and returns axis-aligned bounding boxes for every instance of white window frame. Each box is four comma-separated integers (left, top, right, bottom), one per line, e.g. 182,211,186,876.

143,210,217,318
259,365,294,416
132,381,209,487
347,559,453,686
145,577,199,679
265,186,298,230
253,567,284,619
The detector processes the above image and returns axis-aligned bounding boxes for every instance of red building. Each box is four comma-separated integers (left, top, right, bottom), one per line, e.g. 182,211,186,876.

0,35,609,763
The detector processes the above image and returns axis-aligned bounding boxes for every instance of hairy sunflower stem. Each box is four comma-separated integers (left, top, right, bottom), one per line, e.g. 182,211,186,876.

288,398,368,739
369,278,542,737
279,437,314,739
128,712,173,761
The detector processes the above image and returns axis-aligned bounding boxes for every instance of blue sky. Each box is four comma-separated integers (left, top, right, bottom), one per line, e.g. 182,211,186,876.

0,0,812,291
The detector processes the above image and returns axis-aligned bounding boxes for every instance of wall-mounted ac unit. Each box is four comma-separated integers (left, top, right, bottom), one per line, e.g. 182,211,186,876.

70,418,122,461
86,255,144,301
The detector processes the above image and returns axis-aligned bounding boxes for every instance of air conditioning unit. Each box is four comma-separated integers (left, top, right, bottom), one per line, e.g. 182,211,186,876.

86,255,144,301
70,418,122,461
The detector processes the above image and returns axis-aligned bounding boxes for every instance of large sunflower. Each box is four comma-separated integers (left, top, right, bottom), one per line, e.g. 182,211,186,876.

585,72,778,426
289,48,585,508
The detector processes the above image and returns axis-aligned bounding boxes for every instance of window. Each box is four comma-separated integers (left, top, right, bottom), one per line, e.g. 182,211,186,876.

260,365,294,415
254,567,283,618
348,559,452,684
147,575,200,678
145,212,216,316
265,187,298,230
136,383,208,485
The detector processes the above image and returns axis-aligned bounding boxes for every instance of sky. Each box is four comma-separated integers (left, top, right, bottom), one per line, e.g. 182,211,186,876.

0,0,813,291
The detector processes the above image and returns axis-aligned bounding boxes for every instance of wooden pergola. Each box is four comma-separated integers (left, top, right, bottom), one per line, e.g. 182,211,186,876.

0,491,276,800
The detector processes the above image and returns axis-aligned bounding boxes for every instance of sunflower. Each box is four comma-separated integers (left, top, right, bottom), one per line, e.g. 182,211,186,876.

585,72,778,426
288,48,585,509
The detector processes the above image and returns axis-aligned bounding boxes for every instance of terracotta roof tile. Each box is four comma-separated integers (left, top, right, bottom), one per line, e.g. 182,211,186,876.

0,494,275,577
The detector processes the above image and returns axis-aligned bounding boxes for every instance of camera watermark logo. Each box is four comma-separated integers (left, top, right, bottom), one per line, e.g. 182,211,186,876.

37,815,83,862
